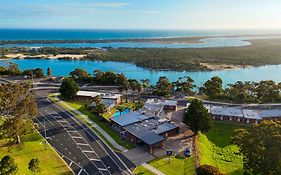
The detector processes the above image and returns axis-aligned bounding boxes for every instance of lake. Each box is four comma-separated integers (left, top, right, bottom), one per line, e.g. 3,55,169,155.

1,59,281,87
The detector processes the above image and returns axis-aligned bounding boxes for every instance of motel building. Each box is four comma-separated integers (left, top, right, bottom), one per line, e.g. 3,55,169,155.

76,91,122,111
110,99,179,154
204,104,281,124
110,110,178,154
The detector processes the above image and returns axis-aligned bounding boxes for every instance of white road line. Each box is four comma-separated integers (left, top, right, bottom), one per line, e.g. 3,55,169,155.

47,111,108,175
90,159,101,162
77,143,89,146
72,136,83,139
98,168,108,171
83,150,95,153
50,100,132,175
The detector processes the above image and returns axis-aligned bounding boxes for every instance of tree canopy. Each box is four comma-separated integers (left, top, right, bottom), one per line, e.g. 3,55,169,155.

200,76,223,100
0,155,18,175
232,120,281,175
184,99,213,134
0,83,37,144
59,78,79,99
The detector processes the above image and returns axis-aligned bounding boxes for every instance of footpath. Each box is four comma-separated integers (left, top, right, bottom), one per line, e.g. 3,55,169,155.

142,163,166,175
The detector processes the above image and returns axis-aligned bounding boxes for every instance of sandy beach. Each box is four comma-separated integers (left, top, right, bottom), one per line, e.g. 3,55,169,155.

5,53,86,60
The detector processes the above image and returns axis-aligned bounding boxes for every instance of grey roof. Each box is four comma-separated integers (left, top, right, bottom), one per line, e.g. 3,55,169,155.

259,110,281,118
210,106,243,117
90,99,116,108
110,111,154,127
124,123,165,145
155,122,177,134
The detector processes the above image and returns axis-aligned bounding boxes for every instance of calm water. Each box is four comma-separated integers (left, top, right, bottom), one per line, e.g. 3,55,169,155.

2,29,281,40
1,29,281,48
1,59,281,86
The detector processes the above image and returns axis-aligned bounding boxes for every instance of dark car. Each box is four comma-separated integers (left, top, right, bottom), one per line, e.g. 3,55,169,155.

184,147,192,157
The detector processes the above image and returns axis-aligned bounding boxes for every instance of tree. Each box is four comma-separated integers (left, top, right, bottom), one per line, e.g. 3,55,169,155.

59,78,79,99
129,79,138,102
93,95,102,104
93,103,107,121
173,76,196,96
184,99,213,134
256,80,280,103
232,120,281,175
136,82,143,103
197,165,224,175
200,76,223,100
0,83,37,144
33,68,44,78
28,158,40,174
116,105,126,115
47,67,52,77
0,155,18,175
69,68,90,82
154,76,173,97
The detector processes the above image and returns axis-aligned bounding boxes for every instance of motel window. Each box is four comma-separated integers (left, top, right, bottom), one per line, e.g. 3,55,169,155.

246,119,250,124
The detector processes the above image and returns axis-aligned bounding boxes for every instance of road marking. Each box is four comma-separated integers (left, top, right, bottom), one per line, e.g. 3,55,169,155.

77,143,89,146
82,150,95,153
90,158,101,162
98,168,108,171
72,136,83,139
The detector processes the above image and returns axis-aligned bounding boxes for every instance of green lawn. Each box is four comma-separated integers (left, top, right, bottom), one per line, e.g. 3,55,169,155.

0,133,72,175
199,122,248,175
149,156,195,175
133,166,156,175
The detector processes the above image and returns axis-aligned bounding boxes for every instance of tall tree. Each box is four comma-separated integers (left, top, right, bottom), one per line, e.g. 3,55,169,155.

28,158,40,175
184,99,213,134
232,120,281,175
0,83,37,144
200,76,223,100
69,68,90,82
129,79,138,102
47,67,52,77
59,78,79,99
0,155,18,175
154,76,173,97
136,82,143,103
93,103,107,120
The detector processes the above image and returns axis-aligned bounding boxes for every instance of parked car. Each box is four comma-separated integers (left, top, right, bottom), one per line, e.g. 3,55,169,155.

184,147,192,157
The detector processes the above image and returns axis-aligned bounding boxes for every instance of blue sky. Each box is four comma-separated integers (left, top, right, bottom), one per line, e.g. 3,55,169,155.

1,0,281,29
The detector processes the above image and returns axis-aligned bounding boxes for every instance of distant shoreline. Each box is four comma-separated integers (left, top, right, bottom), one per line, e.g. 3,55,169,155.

1,33,281,45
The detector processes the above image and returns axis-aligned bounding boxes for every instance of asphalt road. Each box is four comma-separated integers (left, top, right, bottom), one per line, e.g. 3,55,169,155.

34,90,132,175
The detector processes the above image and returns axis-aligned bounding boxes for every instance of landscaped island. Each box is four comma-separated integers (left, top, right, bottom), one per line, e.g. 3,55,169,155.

2,37,281,71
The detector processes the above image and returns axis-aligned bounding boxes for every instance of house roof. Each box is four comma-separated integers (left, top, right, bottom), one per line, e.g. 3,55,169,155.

124,122,165,145
242,109,262,120
259,110,281,118
210,106,243,117
110,111,154,127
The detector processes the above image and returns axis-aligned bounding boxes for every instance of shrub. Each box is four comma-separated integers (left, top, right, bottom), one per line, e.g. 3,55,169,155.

197,165,224,175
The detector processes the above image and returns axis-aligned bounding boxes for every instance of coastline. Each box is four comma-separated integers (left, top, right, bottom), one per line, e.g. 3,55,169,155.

1,33,281,45
1,55,251,71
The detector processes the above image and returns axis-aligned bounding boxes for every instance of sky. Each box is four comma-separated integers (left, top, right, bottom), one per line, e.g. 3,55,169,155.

0,0,281,29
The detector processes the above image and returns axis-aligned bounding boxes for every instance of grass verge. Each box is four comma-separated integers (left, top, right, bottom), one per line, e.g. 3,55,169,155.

133,166,156,175
0,133,72,175
198,121,248,175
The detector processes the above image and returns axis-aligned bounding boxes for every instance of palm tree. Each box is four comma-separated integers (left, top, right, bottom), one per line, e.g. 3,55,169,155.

116,105,126,115
129,79,138,102
136,82,143,103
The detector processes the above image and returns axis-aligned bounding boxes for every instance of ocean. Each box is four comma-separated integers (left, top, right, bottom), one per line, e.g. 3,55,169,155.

1,28,281,40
